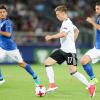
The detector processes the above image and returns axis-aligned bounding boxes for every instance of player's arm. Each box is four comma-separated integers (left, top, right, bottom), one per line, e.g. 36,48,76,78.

0,21,12,37
87,17,100,30
74,26,79,41
0,32,11,37
45,32,67,41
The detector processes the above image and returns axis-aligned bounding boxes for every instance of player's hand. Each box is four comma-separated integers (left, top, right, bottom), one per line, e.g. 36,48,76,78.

45,35,52,41
86,17,95,24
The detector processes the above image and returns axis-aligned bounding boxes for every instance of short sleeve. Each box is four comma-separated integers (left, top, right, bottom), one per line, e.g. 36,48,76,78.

97,17,100,24
61,21,71,33
61,20,77,33
5,20,13,34
73,25,77,29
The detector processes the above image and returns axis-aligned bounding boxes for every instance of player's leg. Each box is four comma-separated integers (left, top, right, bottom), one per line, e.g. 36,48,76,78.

44,49,65,92
66,52,90,86
7,49,40,86
44,57,57,92
18,62,41,86
80,48,99,83
66,53,90,86
44,57,57,84
68,65,90,87
68,65,96,97
0,70,3,80
0,48,6,84
81,55,95,79
0,69,5,85
65,52,96,97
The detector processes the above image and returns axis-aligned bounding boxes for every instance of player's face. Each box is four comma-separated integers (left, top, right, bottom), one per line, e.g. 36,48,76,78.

95,5,100,15
0,9,8,19
56,11,65,21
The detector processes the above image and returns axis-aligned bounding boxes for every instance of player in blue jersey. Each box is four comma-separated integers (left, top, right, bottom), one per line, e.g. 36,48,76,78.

0,5,40,86
81,2,100,84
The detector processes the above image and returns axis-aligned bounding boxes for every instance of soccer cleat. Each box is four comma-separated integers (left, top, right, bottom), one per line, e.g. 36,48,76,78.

88,84,96,97
0,79,5,85
46,83,58,92
90,78,99,84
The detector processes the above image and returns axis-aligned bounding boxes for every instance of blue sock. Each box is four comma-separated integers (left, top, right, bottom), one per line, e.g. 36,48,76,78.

25,64,37,78
83,63,95,79
0,70,3,80
25,64,40,85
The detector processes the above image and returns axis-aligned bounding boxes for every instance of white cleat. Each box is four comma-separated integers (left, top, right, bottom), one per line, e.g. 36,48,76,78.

0,79,5,85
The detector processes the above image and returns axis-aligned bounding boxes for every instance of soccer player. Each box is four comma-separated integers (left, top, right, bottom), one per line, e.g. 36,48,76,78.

44,5,95,97
0,5,40,86
80,2,100,84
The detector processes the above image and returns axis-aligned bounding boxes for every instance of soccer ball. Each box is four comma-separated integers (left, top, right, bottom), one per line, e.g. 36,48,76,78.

35,85,46,97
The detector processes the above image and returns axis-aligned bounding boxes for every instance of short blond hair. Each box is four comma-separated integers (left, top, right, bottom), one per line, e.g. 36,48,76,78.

55,5,67,12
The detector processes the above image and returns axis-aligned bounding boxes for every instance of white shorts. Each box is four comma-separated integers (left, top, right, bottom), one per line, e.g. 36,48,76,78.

0,47,23,63
85,47,100,64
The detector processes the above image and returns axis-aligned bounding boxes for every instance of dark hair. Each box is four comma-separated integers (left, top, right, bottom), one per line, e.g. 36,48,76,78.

0,5,8,12
55,5,67,12
96,2,100,6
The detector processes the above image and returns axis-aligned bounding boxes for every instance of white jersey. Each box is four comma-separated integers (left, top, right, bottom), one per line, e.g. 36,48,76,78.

60,18,77,53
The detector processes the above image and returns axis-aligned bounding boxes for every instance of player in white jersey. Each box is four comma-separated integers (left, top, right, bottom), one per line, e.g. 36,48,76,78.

44,5,95,97
60,18,76,53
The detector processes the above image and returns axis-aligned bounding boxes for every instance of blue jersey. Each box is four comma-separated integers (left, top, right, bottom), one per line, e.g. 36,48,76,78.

0,18,17,50
95,16,100,49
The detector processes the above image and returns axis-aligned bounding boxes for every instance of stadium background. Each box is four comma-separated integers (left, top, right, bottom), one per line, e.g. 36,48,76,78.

0,0,98,64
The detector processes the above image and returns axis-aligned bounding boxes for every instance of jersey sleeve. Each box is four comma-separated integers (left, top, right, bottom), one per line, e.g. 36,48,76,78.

73,25,77,29
61,22,71,33
5,20,13,34
97,17,100,24
98,18,100,24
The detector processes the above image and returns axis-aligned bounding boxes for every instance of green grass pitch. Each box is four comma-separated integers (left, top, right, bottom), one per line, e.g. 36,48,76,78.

0,63,100,100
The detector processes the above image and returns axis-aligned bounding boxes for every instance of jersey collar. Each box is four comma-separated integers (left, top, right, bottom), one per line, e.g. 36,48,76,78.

1,18,8,22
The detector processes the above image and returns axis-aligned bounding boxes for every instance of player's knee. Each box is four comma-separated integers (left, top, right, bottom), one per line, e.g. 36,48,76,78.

44,60,51,67
19,62,26,68
44,60,50,66
68,65,77,74
80,58,87,65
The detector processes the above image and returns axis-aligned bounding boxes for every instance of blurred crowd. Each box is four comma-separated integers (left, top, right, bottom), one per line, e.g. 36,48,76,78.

0,0,99,32
0,0,99,47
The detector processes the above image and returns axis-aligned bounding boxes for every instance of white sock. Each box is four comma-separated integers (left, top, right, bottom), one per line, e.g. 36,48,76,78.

46,66,55,83
72,71,90,87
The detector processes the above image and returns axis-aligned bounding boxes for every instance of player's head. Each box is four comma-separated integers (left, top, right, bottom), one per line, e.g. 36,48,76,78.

95,2,100,15
55,5,68,21
0,5,8,19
